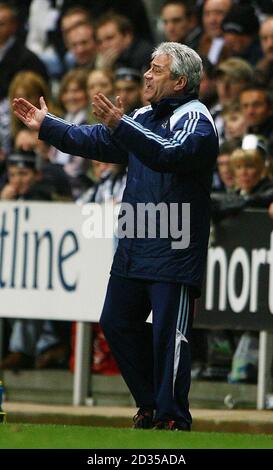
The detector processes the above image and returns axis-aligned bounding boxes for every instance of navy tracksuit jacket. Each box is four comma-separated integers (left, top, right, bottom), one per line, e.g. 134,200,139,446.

39,94,218,424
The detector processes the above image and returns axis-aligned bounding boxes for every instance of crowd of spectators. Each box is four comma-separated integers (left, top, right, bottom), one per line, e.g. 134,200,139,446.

0,0,273,382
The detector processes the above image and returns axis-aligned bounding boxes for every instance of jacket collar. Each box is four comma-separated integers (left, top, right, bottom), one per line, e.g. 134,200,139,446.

151,93,198,119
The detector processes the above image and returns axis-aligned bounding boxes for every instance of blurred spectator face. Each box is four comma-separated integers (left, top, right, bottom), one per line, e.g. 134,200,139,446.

66,24,96,66
7,166,38,196
96,21,132,56
161,3,189,43
87,70,113,100
11,86,41,108
216,75,246,106
240,90,273,128
260,17,273,60
115,79,142,114
233,160,263,193
217,153,234,188
223,33,251,55
0,5,17,46
61,11,88,42
223,111,247,139
203,0,232,39
61,80,88,114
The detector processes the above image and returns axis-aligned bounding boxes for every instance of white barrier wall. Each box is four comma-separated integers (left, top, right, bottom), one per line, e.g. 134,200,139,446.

0,201,114,321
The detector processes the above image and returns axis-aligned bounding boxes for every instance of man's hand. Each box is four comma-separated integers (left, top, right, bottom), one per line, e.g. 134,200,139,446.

92,93,124,129
12,96,48,132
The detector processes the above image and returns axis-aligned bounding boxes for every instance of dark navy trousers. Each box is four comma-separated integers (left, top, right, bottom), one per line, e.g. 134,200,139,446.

100,274,194,424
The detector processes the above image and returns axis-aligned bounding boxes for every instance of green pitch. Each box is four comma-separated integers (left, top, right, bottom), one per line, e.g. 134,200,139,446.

0,424,273,449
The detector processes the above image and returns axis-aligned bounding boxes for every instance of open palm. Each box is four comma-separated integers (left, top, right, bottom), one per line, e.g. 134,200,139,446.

12,96,48,132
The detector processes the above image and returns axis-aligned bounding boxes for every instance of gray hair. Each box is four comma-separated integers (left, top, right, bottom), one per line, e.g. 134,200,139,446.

152,42,203,95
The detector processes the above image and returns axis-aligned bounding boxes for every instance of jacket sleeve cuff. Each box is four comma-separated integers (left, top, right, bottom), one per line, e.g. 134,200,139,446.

39,113,71,147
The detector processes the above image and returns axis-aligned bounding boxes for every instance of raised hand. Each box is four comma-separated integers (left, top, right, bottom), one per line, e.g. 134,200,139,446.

92,93,124,129
12,96,48,132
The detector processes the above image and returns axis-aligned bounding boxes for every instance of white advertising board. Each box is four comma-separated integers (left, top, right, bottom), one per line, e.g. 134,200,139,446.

0,201,114,321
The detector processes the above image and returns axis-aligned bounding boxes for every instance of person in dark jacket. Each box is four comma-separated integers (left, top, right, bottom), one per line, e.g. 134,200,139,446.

0,2,48,101
13,42,219,431
95,13,153,74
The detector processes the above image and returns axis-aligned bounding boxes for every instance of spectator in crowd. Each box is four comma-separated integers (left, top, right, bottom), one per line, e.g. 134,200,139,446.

114,68,143,115
0,2,48,101
255,17,273,87
213,135,273,218
78,161,127,207
258,16,273,64
65,20,97,70
240,85,273,163
0,150,70,370
60,6,92,40
95,14,153,73
214,139,239,192
8,71,55,150
198,0,233,64
199,57,217,110
60,0,154,43
7,70,72,200
51,68,91,199
86,69,114,125
60,6,93,71
222,3,262,66
160,0,202,50
212,57,253,141
230,136,273,201
221,101,247,141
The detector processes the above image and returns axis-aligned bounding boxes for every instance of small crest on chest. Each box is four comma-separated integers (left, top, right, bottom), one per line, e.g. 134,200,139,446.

161,120,168,129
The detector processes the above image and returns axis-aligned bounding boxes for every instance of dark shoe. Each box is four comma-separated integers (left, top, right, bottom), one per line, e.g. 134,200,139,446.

35,344,68,369
154,420,191,431
133,407,154,429
0,352,33,370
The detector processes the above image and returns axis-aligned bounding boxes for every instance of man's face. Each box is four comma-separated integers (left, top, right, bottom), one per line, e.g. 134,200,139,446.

115,79,142,113
217,153,234,188
143,54,182,104
240,90,272,128
61,12,87,43
0,7,17,46
66,24,96,66
203,0,232,38
8,166,37,195
96,21,131,56
260,18,273,60
161,4,188,43
223,33,250,55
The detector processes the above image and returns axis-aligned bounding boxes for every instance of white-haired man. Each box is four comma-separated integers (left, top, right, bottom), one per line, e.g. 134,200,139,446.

13,42,218,431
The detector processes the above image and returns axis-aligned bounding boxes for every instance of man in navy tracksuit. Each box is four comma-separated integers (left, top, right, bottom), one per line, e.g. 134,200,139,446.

13,42,218,430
